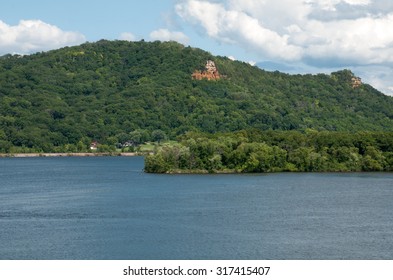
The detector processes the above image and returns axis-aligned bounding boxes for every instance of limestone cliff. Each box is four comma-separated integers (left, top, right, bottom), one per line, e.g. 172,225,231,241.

192,60,221,80
351,76,362,88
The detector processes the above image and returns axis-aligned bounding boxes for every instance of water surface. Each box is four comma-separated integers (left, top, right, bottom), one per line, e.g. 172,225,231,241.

1,157,392,259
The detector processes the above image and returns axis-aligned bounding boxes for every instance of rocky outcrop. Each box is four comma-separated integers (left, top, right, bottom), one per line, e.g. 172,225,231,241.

192,60,221,80
351,76,362,88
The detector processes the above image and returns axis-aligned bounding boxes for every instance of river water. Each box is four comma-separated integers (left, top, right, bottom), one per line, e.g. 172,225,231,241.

1,156,392,259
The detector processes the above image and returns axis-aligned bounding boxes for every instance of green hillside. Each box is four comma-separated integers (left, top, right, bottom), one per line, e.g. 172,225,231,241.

1,40,393,153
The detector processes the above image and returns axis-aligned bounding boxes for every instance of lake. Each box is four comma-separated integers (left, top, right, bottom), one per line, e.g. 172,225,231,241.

1,156,393,260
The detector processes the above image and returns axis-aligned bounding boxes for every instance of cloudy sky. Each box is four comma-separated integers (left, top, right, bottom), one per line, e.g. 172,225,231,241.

1,0,393,96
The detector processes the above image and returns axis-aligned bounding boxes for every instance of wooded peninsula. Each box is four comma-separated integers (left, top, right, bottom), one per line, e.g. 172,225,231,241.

145,130,393,173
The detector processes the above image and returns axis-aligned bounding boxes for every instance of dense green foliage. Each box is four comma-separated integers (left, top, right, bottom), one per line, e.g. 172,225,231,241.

1,40,393,153
145,130,393,173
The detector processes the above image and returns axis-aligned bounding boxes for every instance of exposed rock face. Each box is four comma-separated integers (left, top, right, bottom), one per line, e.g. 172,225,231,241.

192,60,221,80
351,76,362,88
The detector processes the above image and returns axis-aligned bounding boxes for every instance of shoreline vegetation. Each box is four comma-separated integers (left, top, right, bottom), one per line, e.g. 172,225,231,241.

0,152,138,158
3,130,392,175
2,130,393,175
144,130,393,174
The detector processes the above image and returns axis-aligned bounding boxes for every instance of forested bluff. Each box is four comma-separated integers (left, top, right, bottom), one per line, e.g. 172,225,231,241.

1,40,393,172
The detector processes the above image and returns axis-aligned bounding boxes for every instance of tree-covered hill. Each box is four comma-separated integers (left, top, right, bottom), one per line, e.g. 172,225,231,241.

1,40,393,152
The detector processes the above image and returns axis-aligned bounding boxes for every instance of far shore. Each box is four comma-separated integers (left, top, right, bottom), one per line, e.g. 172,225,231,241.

0,152,139,158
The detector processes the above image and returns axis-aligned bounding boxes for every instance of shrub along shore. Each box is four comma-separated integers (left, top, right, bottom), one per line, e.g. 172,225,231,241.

145,130,393,173
0,152,137,158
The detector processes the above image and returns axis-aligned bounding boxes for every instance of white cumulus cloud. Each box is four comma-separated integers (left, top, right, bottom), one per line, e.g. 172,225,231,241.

0,20,85,55
301,14,393,66
315,0,371,11
176,0,393,65
176,0,303,61
149,28,189,44
175,0,393,95
119,32,137,41
342,0,371,5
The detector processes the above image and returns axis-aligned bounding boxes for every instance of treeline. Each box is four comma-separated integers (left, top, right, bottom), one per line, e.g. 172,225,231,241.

144,130,393,173
0,127,168,154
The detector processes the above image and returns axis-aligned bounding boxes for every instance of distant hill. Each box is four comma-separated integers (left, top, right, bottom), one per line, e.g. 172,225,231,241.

1,40,393,152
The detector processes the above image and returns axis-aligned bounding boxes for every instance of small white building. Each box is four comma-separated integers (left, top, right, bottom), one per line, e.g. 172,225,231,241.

90,141,98,150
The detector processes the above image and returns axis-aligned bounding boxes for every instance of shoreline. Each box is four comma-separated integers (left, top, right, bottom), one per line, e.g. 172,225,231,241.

0,152,138,158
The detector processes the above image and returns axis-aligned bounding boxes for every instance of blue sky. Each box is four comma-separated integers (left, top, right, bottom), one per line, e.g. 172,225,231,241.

0,0,244,57
1,0,173,42
1,0,393,96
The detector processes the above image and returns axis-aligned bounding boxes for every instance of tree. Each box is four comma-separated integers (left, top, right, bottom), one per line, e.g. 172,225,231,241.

145,153,169,173
152,130,167,143
129,130,142,146
361,146,385,171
